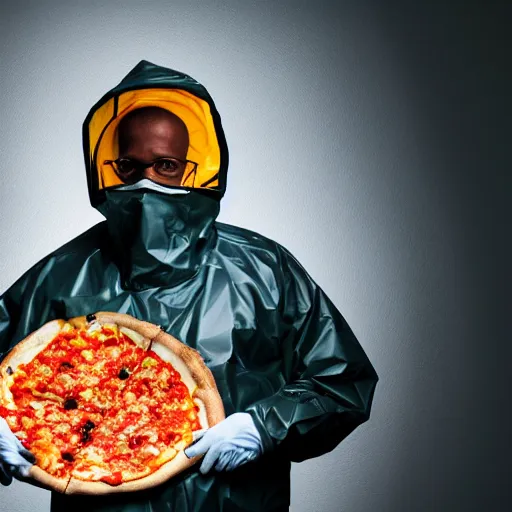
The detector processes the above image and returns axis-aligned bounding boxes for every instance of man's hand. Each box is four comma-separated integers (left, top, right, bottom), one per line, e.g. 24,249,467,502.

184,412,263,474
0,417,36,486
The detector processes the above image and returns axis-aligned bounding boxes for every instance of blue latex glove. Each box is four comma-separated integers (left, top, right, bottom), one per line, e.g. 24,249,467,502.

184,412,263,474
0,417,36,486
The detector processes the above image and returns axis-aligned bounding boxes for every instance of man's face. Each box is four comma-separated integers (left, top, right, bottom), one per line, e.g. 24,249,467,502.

116,109,190,187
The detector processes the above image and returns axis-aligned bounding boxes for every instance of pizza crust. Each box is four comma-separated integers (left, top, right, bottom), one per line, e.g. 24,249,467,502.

0,320,66,409
152,330,225,428
65,450,201,495
0,320,66,375
84,312,162,340
0,312,225,494
25,464,70,494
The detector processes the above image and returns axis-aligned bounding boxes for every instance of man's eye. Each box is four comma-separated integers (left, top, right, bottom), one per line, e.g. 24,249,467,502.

155,159,180,173
117,160,137,174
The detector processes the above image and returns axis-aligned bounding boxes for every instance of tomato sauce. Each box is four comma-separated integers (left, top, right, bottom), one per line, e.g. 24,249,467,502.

0,324,204,483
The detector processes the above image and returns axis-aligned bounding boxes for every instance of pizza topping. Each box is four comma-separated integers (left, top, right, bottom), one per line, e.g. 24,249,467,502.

79,420,96,443
70,338,87,348
35,381,47,393
141,357,158,368
79,389,93,400
101,471,122,486
142,444,160,457
86,313,96,323
21,416,34,429
116,441,130,454
57,373,74,386
36,364,52,377
80,350,94,361
118,368,130,380
86,321,102,334
119,327,151,350
64,398,78,410
62,452,74,462
154,447,177,465
103,337,118,347
124,392,136,404
128,435,147,449
6,366,13,375
0,321,206,487
80,430,92,443
33,390,63,403
54,423,71,434
82,420,95,431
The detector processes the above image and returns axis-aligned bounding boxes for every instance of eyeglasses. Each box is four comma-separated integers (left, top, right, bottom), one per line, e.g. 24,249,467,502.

103,157,198,185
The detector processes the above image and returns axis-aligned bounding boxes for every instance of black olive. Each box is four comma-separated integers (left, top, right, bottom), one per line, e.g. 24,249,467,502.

64,398,78,410
118,368,130,380
62,452,74,462
59,362,73,371
86,313,96,323
6,366,13,375
83,420,95,431
79,420,95,443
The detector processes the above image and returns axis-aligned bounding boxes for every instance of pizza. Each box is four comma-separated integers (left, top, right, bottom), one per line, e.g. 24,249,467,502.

0,312,225,495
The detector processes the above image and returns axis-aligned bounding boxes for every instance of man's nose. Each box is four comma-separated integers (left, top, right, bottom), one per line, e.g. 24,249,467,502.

142,166,156,180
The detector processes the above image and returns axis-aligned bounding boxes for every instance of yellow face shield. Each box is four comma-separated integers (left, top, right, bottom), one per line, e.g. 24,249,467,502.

87,88,221,192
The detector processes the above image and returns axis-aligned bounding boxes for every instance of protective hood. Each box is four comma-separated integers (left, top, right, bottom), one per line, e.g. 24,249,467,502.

83,61,228,290
83,60,229,207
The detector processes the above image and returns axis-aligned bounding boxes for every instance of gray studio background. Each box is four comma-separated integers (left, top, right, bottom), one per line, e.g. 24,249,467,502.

0,1,508,511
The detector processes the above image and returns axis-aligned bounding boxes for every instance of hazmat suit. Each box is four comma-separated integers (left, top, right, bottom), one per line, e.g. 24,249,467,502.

0,60,379,511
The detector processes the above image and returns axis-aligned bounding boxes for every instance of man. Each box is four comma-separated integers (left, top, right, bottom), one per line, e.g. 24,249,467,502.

0,60,378,511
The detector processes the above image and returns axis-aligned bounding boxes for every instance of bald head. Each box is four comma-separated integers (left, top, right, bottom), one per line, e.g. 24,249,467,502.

116,106,189,186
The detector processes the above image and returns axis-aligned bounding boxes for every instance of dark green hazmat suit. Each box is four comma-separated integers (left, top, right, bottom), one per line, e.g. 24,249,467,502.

0,61,379,511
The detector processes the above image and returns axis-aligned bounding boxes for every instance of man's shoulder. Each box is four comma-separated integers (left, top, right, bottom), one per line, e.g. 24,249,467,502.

214,222,309,273
50,221,107,259
1,222,108,297
215,222,305,263
215,221,282,255
213,222,318,296
22,223,106,275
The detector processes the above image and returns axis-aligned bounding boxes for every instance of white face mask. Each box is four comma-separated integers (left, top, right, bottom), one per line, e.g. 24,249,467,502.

115,178,190,195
